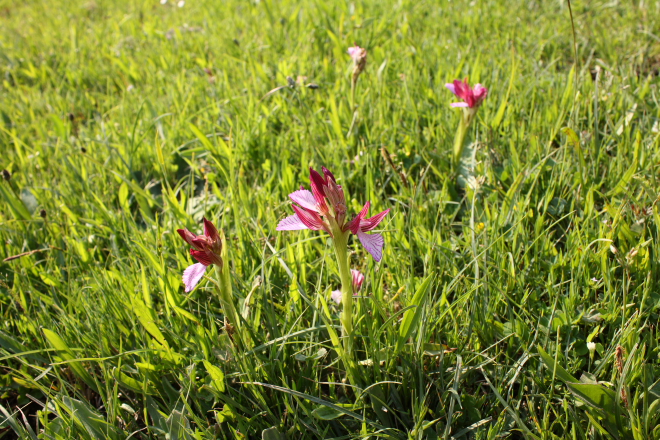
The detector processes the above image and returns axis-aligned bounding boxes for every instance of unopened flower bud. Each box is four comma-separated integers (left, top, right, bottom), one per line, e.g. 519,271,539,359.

348,45,367,84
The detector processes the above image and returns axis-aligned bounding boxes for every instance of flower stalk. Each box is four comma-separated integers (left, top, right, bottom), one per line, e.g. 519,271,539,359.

331,229,355,354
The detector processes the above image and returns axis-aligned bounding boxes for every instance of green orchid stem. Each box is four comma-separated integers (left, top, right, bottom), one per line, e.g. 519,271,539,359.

333,230,354,357
452,108,476,169
350,79,357,111
215,234,250,350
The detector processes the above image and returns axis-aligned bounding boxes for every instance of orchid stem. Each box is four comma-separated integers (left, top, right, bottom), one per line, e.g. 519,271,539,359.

453,110,473,168
350,79,356,111
333,231,354,358
215,234,250,350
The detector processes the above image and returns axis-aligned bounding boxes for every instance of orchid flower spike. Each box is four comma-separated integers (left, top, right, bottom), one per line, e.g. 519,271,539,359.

177,218,223,293
332,269,365,304
276,167,390,261
445,78,488,109
348,45,367,82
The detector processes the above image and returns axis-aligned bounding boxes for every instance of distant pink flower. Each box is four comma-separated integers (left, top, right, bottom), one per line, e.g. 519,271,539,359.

348,45,367,83
332,269,365,304
177,218,223,292
445,78,488,108
348,46,367,64
277,167,390,261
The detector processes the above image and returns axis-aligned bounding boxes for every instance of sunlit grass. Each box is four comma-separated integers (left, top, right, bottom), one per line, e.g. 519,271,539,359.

1,0,660,438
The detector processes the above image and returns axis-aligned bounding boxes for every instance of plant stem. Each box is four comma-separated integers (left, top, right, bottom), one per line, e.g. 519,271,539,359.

333,230,354,357
215,233,250,350
452,113,469,167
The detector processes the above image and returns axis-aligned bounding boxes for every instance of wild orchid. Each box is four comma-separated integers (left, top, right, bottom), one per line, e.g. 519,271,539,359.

348,45,367,84
331,269,364,304
177,218,223,293
347,45,367,107
445,78,488,165
446,78,488,109
277,167,389,356
178,218,246,346
276,167,389,261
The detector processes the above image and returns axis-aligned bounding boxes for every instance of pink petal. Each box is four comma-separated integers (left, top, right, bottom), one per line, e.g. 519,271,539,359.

351,269,365,293
191,249,221,266
203,218,220,241
292,205,325,230
276,213,310,231
331,290,342,304
348,202,370,234
321,167,337,184
473,84,488,104
183,263,207,292
445,83,457,95
177,228,198,248
450,102,469,108
360,208,390,232
309,167,329,212
357,230,384,262
453,79,470,100
289,189,319,212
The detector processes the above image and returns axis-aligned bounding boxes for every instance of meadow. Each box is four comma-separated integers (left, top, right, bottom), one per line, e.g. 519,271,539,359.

1,0,660,438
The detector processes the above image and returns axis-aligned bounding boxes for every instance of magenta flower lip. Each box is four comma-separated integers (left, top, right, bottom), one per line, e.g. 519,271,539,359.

177,217,223,292
277,167,390,262
445,78,488,108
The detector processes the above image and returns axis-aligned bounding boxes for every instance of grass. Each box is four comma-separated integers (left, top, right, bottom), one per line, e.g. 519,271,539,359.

1,0,660,438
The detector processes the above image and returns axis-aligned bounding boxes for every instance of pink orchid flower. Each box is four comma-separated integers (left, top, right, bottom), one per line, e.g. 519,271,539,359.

445,78,488,108
331,269,365,304
177,218,223,292
276,167,390,261
348,45,367,85
348,45,367,65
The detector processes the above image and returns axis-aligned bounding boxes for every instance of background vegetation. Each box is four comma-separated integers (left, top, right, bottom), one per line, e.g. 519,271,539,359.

1,0,660,438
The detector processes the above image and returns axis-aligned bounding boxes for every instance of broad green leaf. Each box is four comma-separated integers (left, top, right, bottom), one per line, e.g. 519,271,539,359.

203,361,225,393
262,426,284,440
537,346,578,383
312,405,344,420
113,369,156,395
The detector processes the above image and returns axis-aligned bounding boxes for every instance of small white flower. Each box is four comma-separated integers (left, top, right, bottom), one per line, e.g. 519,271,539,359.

177,0,185,7
160,0,167,4
587,342,596,352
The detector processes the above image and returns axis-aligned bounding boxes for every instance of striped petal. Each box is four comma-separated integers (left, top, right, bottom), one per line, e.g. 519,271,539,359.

276,213,309,231
183,263,207,293
360,208,390,232
289,189,319,212
292,205,324,230
203,218,220,241
191,249,216,266
357,230,384,262
177,228,198,248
